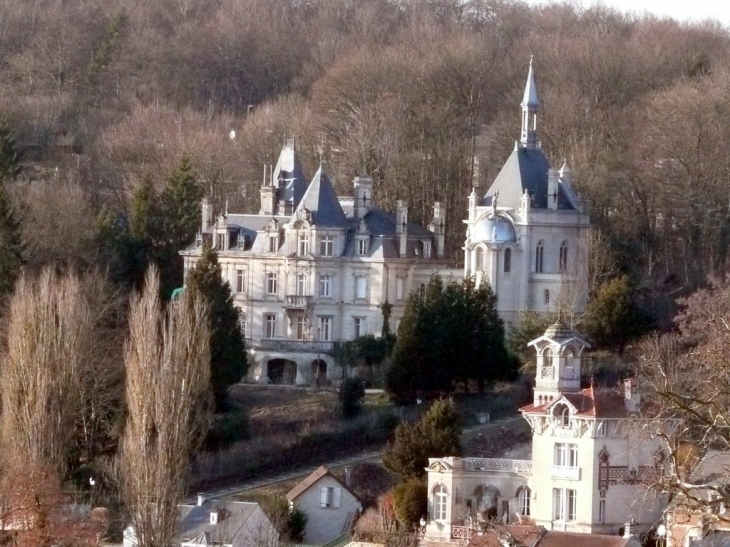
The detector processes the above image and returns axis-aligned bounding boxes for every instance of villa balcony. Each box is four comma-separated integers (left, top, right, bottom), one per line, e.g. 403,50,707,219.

248,338,334,353
462,458,532,475
284,295,312,309
550,466,581,480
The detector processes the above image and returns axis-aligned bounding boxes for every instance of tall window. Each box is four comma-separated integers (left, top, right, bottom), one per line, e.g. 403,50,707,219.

424,242,431,258
238,314,246,338
518,487,531,516
297,273,308,296
544,289,550,305
354,317,366,338
475,247,484,271
396,277,404,300
434,485,448,521
266,273,278,295
235,269,245,293
264,314,276,339
355,277,367,299
320,486,341,508
419,283,426,301
296,316,307,340
319,275,332,297
268,235,278,253
535,241,544,273
504,247,512,273
553,488,576,521
559,241,568,272
298,233,309,256
320,236,334,257
554,443,579,467
597,422,606,437
358,238,369,256
318,316,333,342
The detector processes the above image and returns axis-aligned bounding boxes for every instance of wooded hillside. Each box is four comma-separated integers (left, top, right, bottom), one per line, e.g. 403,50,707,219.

2,0,729,295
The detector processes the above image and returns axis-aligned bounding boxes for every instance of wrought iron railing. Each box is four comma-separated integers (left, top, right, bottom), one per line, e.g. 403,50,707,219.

462,458,532,474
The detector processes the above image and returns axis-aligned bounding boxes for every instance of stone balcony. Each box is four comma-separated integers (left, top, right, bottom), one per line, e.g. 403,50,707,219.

550,465,581,480
248,338,334,353
462,458,532,475
284,295,312,309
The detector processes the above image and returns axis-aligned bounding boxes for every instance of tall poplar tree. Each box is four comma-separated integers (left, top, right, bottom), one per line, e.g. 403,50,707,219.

0,119,24,296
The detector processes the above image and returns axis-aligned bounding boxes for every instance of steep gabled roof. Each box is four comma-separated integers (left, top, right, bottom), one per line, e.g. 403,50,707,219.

286,466,360,502
295,166,349,228
520,386,631,419
272,139,307,208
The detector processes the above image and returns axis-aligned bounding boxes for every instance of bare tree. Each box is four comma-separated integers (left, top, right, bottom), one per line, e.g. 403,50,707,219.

119,267,211,547
1,268,93,475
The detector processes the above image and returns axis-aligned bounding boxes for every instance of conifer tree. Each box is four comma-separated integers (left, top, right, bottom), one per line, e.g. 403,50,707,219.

186,242,247,411
0,183,24,296
160,156,202,250
0,120,21,181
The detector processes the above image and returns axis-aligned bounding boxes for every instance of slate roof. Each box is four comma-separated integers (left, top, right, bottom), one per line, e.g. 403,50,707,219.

179,500,260,542
483,147,576,211
520,386,631,418
272,139,307,208
521,60,539,108
295,166,349,228
466,525,638,547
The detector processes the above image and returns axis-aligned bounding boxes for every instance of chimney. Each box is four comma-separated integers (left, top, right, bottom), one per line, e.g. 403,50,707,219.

623,519,638,538
344,467,351,488
624,378,640,412
547,168,559,210
260,185,275,216
396,200,408,257
353,176,373,220
201,198,213,233
468,188,477,222
428,201,445,258
210,511,219,525
197,493,205,507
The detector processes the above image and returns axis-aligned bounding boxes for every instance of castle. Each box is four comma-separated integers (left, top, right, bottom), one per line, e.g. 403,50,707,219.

180,61,590,385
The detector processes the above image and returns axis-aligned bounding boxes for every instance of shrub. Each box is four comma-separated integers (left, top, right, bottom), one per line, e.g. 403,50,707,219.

393,479,427,528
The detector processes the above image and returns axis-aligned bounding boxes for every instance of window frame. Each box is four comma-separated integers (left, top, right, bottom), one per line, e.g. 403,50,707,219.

536,241,544,273
424,242,431,258
318,316,333,342
544,289,550,305
264,313,276,339
319,274,332,297
320,235,334,257
518,487,531,516
598,499,606,523
434,485,448,521
235,269,246,293
475,247,485,271
504,247,512,273
553,488,577,522
358,238,369,256
355,276,367,300
559,241,568,273
297,273,309,296
298,233,310,257
266,272,278,295
268,235,278,253
554,442,578,467
354,317,366,338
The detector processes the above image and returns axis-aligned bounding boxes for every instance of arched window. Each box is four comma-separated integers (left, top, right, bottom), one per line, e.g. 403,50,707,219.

535,241,544,273
563,347,575,378
559,241,568,272
517,487,531,516
238,314,247,338
419,283,426,301
475,247,484,271
504,248,512,273
553,404,571,428
544,289,550,305
434,485,448,521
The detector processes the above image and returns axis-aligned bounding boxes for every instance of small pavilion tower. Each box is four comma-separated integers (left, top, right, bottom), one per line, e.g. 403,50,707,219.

529,321,590,407
520,56,540,149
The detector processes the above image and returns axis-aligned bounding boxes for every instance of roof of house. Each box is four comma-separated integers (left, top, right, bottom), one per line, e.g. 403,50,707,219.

520,386,631,419
286,466,359,502
295,166,349,228
466,525,638,547
272,139,307,208
179,500,262,542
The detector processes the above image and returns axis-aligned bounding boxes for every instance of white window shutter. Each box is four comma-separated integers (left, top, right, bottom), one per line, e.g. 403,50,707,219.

334,487,342,508
321,487,328,507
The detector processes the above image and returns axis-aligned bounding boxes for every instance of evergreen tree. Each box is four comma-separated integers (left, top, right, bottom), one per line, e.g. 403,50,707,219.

0,182,24,296
383,399,462,481
0,120,21,181
393,478,427,528
186,242,248,411
386,275,515,403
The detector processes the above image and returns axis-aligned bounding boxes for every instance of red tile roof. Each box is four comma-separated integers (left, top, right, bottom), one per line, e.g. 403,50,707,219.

520,387,632,419
465,525,637,547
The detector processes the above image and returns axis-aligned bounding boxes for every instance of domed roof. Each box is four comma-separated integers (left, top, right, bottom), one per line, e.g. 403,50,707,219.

472,214,516,244
544,321,577,341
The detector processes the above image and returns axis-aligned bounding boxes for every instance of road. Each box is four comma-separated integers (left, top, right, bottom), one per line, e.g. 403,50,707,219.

204,415,524,501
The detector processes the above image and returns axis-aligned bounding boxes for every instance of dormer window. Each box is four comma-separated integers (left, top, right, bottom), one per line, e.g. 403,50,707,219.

553,404,571,428
320,235,334,257
268,235,278,253
424,242,431,258
358,238,368,256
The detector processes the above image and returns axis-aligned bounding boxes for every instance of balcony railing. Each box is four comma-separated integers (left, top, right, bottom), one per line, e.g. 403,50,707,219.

462,458,532,475
550,466,581,480
451,527,473,540
248,338,334,353
285,295,312,308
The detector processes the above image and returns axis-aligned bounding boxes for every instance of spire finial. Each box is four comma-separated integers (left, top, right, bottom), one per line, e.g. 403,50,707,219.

530,54,534,68
520,57,540,148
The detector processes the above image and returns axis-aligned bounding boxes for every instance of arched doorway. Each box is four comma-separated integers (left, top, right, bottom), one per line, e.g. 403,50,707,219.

311,359,327,387
267,359,297,385
474,485,500,521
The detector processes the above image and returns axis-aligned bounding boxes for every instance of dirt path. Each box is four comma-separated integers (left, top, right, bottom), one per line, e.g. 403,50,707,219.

202,415,525,501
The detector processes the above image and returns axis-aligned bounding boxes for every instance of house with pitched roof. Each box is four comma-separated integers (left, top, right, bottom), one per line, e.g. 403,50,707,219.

286,466,362,545
180,141,454,386
464,59,591,327
423,321,668,544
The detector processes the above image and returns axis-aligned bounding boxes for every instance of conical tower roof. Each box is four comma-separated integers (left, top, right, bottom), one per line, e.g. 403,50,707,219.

521,57,539,108
294,165,349,227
